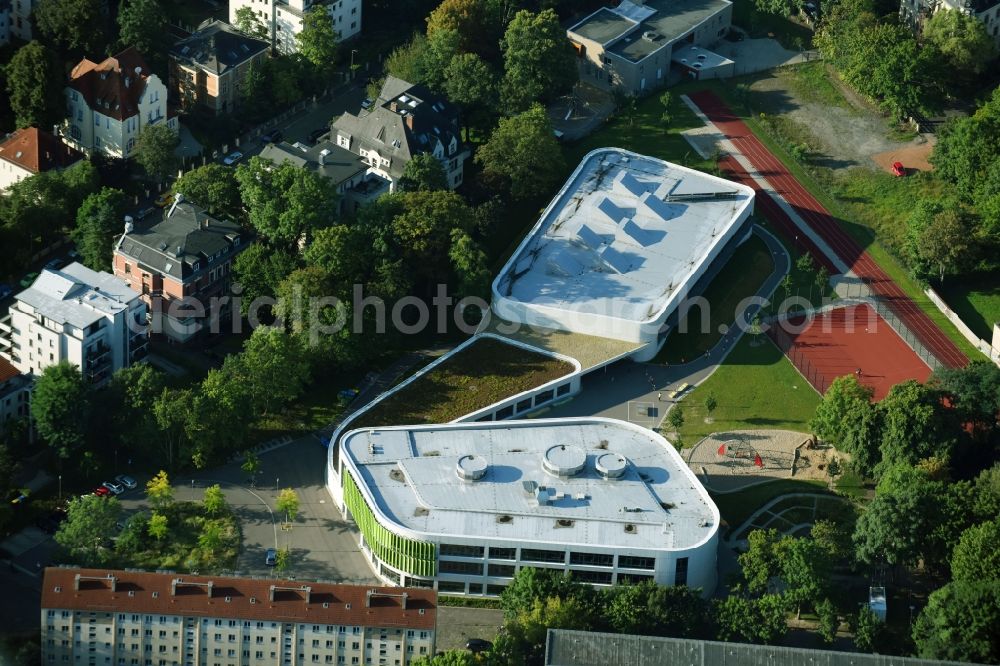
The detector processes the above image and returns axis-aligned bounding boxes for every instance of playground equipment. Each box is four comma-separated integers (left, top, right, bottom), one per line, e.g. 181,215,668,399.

716,436,764,472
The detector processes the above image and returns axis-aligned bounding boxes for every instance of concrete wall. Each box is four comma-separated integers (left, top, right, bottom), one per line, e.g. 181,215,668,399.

924,286,1000,366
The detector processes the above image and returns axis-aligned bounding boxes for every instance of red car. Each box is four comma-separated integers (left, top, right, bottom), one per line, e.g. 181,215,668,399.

93,486,111,497
891,161,905,177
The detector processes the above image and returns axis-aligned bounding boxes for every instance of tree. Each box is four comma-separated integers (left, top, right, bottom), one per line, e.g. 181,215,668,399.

443,52,499,135
304,224,370,289
912,579,1000,663
449,229,491,299
973,464,1000,519
853,606,881,652
72,188,127,271
932,361,1000,441
232,244,300,316
931,87,1000,198
877,380,954,473
241,451,261,486
54,495,121,564
276,488,300,522
107,362,165,459
385,33,430,85
667,405,685,432
296,9,339,78
905,199,976,282
499,567,589,621
5,42,64,129
115,513,148,555
399,153,448,192
35,0,108,53
500,9,577,113
147,512,169,540
923,9,998,78
951,518,1000,582
496,595,595,664
411,652,477,666
715,592,789,644
810,519,853,563
117,0,167,58
198,521,224,557
31,362,91,459
604,581,713,638
234,6,268,40
173,165,242,218
810,375,880,476
203,484,227,516
753,0,802,16
704,394,717,416
475,104,564,199
275,546,291,573
152,388,197,468
241,327,310,414
135,125,179,182
145,470,174,511
816,598,839,644
659,92,673,130
426,0,496,60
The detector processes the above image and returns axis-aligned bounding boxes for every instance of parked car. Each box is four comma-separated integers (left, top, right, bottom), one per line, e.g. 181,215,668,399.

93,486,111,497
102,480,124,495
115,474,137,490
308,127,328,144
136,207,155,220
261,129,283,144
223,151,243,166
44,258,63,271
361,97,374,110
265,548,277,566
0,284,12,300
19,272,39,288
154,193,174,208
465,639,492,653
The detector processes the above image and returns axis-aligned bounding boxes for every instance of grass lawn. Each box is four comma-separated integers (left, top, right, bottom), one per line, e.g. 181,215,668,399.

123,502,240,574
251,372,359,444
672,335,822,445
654,233,774,364
711,478,830,532
781,62,853,111
730,0,814,49
935,273,1000,341
351,338,575,429
834,468,868,500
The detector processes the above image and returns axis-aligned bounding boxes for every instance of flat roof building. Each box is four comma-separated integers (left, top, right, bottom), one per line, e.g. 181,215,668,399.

41,567,438,666
331,417,719,597
492,148,754,360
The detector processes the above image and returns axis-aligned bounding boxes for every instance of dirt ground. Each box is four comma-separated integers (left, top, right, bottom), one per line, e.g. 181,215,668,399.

685,429,838,492
749,70,927,170
871,136,936,175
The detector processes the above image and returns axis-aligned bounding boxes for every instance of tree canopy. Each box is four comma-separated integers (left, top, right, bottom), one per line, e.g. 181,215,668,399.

173,165,242,218
399,153,448,192
35,0,109,54
5,41,64,129
500,9,577,114
135,125,180,182
950,518,1000,582
810,375,880,475
73,188,127,271
31,363,91,459
55,495,122,565
475,104,564,199
923,9,998,78
913,579,1000,663
234,6,269,40
296,9,339,79
117,0,168,60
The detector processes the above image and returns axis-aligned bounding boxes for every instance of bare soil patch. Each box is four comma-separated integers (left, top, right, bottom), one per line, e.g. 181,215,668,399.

871,136,936,175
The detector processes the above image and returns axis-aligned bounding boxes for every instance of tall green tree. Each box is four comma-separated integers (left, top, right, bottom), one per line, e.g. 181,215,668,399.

715,592,789,644
500,9,577,113
54,495,121,565
303,224,369,289
923,9,998,78
276,488,300,522
296,9,339,79
5,41,64,129
35,0,109,54
385,33,430,85
913,579,1000,663
810,374,880,476
499,567,590,621
426,0,498,61
475,104,564,199
604,581,713,638
399,153,448,192
117,0,168,59
233,6,269,40
494,596,595,664
449,229,491,299
31,362,91,460
853,606,882,652
153,388,196,468
240,327,310,414
877,380,954,473
950,518,1000,582
202,484,227,516
73,188,127,271
145,470,174,510
931,87,1000,198
134,125,180,181
232,244,300,317
147,512,169,540
173,164,242,218
443,52,498,135
905,199,976,282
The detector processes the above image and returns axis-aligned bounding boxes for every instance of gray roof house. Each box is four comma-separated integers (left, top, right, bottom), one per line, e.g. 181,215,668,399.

331,76,469,192
259,140,369,213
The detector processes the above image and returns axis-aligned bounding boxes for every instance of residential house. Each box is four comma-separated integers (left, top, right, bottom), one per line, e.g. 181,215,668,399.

0,127,85,192
332,76,469,194
900,0,1000,48
169,20,270,115
0,263,148,386
228,0,361,55
0,358,30,428
41,568,438,666
259,139,367,213
567,0,734,95
113,196,247,343
63,47,177,159
0,0,11,46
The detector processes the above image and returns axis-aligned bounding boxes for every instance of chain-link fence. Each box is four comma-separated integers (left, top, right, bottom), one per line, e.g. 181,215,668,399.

767,323,832,394
870,298,943,371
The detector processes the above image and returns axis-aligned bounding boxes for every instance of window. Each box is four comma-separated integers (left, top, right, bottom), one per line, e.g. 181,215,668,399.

618,555,655,570
439,544,483,558
675,557,688,586
521,548,564,563
569,569,612,584
488,564,515,577
570,552,613,567
556,383,571,396
439,560,481,575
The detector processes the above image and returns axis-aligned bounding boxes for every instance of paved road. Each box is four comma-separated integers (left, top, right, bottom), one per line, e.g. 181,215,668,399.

543,225,790,430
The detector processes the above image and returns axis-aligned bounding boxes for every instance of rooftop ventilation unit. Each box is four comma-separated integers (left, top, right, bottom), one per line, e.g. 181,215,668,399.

542,444,586,478
596,452,628,480
456,454,488,481
642,31,662,41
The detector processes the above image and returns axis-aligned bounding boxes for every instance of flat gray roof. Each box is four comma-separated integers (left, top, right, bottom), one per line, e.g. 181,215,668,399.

569,8,636,44
16,263,138,329
608,0,732,62
341,418,718,551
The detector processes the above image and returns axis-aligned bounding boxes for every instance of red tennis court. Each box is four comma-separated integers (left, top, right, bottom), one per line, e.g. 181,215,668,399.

768,304,932,400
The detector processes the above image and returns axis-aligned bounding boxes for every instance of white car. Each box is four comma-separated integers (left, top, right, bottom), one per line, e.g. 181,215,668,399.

102,481,124,496
222,151,243,166
115,474,137,490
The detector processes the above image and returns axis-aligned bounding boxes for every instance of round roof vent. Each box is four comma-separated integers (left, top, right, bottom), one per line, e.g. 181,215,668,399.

542,445,587,478
456,454,488,482
596,452,628,480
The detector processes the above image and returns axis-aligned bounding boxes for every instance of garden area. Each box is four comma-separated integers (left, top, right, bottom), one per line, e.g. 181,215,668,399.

350,337,575,428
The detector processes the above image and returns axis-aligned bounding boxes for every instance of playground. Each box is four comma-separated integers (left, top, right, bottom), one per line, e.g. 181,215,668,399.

685,429,840,493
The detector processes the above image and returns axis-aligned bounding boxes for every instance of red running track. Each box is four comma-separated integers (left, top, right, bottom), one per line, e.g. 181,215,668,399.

688,90,968,369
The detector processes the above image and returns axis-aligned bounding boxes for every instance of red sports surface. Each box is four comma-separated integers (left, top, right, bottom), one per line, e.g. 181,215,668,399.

769,304,932,400
687,90,967,369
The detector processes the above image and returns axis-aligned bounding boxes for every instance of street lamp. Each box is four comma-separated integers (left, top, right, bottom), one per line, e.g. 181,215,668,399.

58,475,62,501
350,49,358,70
275,477,279,491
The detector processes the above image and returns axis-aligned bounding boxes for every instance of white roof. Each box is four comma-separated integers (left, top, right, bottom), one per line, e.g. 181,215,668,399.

493,148,753,325
341,417,719,551
16,263,139,329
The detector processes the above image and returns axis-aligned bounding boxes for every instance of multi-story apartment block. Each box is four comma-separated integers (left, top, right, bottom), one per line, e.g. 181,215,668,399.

9,0,33,41
228,0,361,55
113,196,248,343
63,47,177,159
0,263,148,385
900,0,1000,47
0,127,85,192
41,568,437,666
332,77,469,194
0,0,11,47
169,20,270,116
0,357,30,428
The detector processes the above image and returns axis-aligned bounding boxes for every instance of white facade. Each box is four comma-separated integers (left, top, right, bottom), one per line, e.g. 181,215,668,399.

330,418,720,597
0,1,11,47
492,148,754,361
9,0,33,41
64,77,173,159
0,264,148,385
0,155,32,191
229,0,361,54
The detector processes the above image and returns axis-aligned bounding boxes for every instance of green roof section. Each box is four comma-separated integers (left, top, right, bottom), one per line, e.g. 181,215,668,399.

569,7,636,44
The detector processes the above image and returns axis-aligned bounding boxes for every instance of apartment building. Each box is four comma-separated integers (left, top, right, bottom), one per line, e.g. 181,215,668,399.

113,197,247,343
0,357,30,428
228,0,361,55
63,47,177,159
170,20,270,116
0,264,148,386
9,0,33,41
0,127,85,192
41,568,437,666
900,0,1000,47
0,0,11,47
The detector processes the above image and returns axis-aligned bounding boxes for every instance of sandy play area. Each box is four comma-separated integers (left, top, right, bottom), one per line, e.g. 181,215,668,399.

871,135,936,175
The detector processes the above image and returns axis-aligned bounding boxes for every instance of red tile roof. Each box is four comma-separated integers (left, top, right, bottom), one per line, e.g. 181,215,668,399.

41,568,437,630
0,358,20,383
0,128,84,175
69,47,153,121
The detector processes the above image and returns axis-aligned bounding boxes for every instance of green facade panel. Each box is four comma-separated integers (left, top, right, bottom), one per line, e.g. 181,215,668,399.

343,470,437,578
